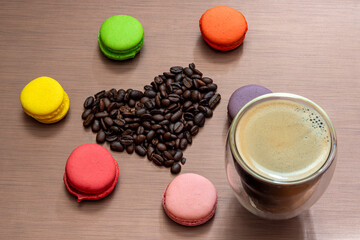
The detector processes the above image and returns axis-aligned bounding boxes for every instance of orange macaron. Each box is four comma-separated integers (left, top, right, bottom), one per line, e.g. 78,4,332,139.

199,6,248,51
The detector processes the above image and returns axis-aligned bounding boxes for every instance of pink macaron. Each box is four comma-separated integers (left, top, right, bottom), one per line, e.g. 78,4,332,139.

162,173,217,226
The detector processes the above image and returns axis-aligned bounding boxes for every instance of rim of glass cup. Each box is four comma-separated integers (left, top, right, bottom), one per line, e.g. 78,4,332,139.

229,93,337,185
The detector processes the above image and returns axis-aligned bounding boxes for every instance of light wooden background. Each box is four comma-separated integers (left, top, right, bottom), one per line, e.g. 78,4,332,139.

0,0,359,239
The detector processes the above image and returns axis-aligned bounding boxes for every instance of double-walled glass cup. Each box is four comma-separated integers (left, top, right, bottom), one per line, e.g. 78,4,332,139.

225,93,337,220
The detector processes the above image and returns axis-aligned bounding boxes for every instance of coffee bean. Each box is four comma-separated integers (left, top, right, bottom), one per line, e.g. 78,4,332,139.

96,130,106,143
157,143,167,151
170,66,183,74
203,91,214,100
189,63,196,70
120,135,134,146
147,130,155,141
163,151,173,160
183,77,193,88
184,121,194,130
129,90,143,100
207,83,217,91
147,145,155,158
126,144,134,154
171,163,181,174
135,134,146,145
173,151,183,162
151,124,162,130
164,160,175,168
99,99,105,112
209,93,221,109
95,90,106,99
182,89,191,99
145,100,154,109
193,68,203,76
83,114,94,128
174,122,184,134
82,109,92,120
183,100,192,110
109,141,124,152
152,153,164,165
95,111,109,118
190,125,199,136
152,114,164,121
84,96,94,109
159,120,170,125
183,112,194,121
110,126,120,133
194,112,205,127
170,110,182,122
92,119,100,132
161,99,171,107
100,118,107,131
104,117,113,127
183,67,193,77
168,94,180,102
175,73,183,82
135,145,146,156
179,138,188,150
202,77,213,84
144,90,156,98
164,72,175,79
191,90,201,102
185,131,192,144
103,98,111,108
106,135,117,142
181,158,186,165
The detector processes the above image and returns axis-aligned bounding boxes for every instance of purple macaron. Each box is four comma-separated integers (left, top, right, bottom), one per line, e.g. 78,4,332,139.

227,85,272,122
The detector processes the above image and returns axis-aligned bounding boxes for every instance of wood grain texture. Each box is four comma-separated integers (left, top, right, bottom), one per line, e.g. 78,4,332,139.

0,0,359,239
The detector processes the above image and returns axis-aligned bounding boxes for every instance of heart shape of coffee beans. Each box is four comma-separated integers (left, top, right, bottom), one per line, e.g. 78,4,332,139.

82,63,221,174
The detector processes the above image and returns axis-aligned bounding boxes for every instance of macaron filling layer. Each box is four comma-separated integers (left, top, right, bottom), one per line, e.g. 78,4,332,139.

98,34,144,60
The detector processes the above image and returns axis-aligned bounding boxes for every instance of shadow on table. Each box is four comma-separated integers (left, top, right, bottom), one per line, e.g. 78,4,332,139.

218,196,317,240
159,203,215,238
21,109,70,137
193,36,244,73
91,43,142,83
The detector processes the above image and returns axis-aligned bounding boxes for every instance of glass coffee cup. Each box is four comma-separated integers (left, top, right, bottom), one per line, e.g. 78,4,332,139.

225,93,337,220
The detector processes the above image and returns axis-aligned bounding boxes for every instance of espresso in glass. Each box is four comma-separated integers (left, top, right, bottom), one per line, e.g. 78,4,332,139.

236,98,331,182
227,93,337,219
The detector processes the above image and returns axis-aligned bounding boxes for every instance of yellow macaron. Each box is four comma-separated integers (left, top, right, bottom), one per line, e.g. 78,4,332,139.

20,76,70,124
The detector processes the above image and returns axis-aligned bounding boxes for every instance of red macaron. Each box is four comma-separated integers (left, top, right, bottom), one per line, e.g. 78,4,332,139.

64,143,119,202
199,6,248,51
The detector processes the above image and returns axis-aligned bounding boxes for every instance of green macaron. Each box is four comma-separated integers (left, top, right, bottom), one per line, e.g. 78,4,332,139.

98,15,144,60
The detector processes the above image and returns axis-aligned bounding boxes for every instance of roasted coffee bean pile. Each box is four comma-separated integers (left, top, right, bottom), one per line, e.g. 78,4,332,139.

82,63,221,174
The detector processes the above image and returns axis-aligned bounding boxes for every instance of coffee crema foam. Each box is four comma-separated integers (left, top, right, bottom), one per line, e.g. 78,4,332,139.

235,99,331,182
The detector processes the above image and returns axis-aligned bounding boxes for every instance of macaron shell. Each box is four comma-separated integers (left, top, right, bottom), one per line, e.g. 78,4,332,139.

63,160,119,202
98,35,144,60
162,173,217,226
200,6,248,50
203,34,245,51
65,144,117,194
99,15,144,52
227,85,272,122
20,76,64,116
23,91,69,122
33,92,70,124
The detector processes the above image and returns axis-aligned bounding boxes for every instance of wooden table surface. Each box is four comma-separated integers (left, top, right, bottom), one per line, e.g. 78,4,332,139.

1,0,359,239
